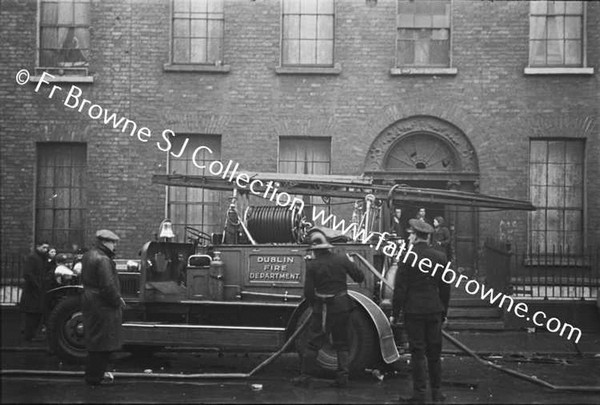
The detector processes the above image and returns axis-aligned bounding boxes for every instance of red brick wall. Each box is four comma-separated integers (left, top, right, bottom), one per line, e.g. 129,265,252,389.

1,0,598,258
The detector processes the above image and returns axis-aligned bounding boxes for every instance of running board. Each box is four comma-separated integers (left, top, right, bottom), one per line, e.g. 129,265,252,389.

122,323,286,351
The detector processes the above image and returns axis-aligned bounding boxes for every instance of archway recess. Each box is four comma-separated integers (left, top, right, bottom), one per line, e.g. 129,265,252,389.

364,115,480,273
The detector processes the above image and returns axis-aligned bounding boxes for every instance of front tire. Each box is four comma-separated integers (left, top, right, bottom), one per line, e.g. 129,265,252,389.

47,295,87,364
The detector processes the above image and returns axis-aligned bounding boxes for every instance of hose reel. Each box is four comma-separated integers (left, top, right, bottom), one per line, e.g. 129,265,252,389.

244,205,304,243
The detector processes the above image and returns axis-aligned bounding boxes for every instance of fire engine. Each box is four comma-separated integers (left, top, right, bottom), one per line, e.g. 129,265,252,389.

44,172,534,375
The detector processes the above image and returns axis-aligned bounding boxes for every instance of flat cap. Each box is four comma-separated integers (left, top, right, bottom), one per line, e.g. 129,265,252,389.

96,229,120,241
408,218,434,234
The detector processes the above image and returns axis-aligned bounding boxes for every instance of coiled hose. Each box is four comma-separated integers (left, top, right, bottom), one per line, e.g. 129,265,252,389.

245,206,301,243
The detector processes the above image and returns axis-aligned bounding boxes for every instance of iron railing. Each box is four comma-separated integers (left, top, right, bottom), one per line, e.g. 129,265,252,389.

483,239,600,300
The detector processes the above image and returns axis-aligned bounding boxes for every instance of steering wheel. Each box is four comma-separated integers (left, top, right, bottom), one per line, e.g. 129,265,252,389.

185,226,212,243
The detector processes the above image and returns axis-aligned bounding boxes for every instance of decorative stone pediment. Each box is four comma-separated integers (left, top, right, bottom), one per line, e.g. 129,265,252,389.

364,115,478,174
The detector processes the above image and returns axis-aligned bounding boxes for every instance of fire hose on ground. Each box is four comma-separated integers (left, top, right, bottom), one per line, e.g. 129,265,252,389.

2,259,600,392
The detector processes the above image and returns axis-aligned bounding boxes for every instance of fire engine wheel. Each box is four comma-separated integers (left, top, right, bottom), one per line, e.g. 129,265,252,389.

47,295,87,365
296,307,379,377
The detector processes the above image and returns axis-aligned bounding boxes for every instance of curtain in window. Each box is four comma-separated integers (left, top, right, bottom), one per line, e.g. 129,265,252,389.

40,0,90,67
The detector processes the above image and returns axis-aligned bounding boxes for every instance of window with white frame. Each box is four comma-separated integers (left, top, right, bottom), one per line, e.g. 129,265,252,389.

167,135,223,242
172,0,224,65
39,0,90,68
529,1,585,67
529,139,584,256
36,143,87,250
281,0,335,66
396,0,451,67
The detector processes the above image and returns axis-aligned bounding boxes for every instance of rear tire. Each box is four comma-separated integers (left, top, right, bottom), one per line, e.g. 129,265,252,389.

47,295,87,364
295,307,379,377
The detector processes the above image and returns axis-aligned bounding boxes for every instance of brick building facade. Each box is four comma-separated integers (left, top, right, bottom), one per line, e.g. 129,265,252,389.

1,0,598,277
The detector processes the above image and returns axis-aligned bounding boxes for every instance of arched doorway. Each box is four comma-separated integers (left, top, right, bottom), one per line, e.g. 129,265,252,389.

364,116,480,274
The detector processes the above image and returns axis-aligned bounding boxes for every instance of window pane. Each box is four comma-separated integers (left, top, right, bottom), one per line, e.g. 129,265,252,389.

208,19,223,40
190,38,207,63
206,0,223,13
317,0,334,14
565,141,584,163
565,40,582,65
414,13,432,27
191,19,206,37
300,15,317,39
173,38,190,63
398,12,414,27
547,1,565,14
284,15,300,39
546,186,564,206
41,27,58,49
530,210,546,230
300,40,316,64
546,209,562,230
397,38,415,65
530,141,547,162
284,0,300,14
301,0,318,14
565,16,581,39
57,1,74,25
565,210,582,231
316,39,333,65
565,1,582,14
530,1,547,14
174,18,190,37
430,38,449,65
565,164,583,186
530,16,547,39
191,0,207,12
529,40,547,65
207,37,222,62
547,16,564,39
547,164,564,186
530,163,547,185
42,1,58,24
283,39,300,64
547,141,565,163
74,2,89,25
530,186,547,206
317,15,333,39
174,0,190,13
398,0,416,16
414,30,431,65
565,187,583,207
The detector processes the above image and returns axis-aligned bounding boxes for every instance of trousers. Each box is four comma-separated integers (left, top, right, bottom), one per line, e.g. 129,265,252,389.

405,313,443,396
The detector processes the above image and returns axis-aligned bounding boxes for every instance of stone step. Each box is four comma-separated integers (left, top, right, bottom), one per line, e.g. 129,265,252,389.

448,307,502,319
449,298,495,307
445,320,505,331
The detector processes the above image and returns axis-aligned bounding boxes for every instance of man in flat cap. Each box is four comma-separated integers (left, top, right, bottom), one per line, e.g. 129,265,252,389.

394,219,450,404
81,230,125,386
293,229,364,388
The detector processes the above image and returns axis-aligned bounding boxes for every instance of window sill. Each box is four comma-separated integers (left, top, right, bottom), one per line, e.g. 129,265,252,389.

524,67,594,75
163,63,231,73
390,67,457,76
30,74,94,84
275,63,342,75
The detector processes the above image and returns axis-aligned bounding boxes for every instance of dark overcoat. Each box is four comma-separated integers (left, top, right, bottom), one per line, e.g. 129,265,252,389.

81,243,123,352
19,250,48,313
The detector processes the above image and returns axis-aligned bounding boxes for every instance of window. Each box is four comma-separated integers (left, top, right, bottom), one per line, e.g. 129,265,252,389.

281,0,335,66
279,137,331,175
167,135,222,242
279,137,331,218
396,0,451,67
172,0,224,65
39,0,90,68
529,1,584,67
36,143,87,250
529,139,584,255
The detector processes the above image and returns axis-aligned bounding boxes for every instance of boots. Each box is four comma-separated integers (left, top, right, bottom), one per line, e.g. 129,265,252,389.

292,350,317,388
399,357,427,404
331,350,349,388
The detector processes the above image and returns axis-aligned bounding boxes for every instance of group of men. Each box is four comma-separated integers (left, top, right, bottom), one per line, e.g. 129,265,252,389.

296,214,450,404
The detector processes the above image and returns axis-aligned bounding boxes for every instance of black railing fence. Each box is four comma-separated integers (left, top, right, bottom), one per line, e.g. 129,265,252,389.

0,253,26,304
483,238,600,300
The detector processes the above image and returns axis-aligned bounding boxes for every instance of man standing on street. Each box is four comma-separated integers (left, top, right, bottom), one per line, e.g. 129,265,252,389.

19,241,50,342
293,229,365,388
81,229,125,386
394,219,450,404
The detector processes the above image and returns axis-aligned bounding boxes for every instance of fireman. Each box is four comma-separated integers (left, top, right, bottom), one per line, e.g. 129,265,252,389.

293,229,365,388
394,219,450,404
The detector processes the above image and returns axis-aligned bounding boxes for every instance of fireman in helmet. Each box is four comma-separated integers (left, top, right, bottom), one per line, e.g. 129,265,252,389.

293,229,365,388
